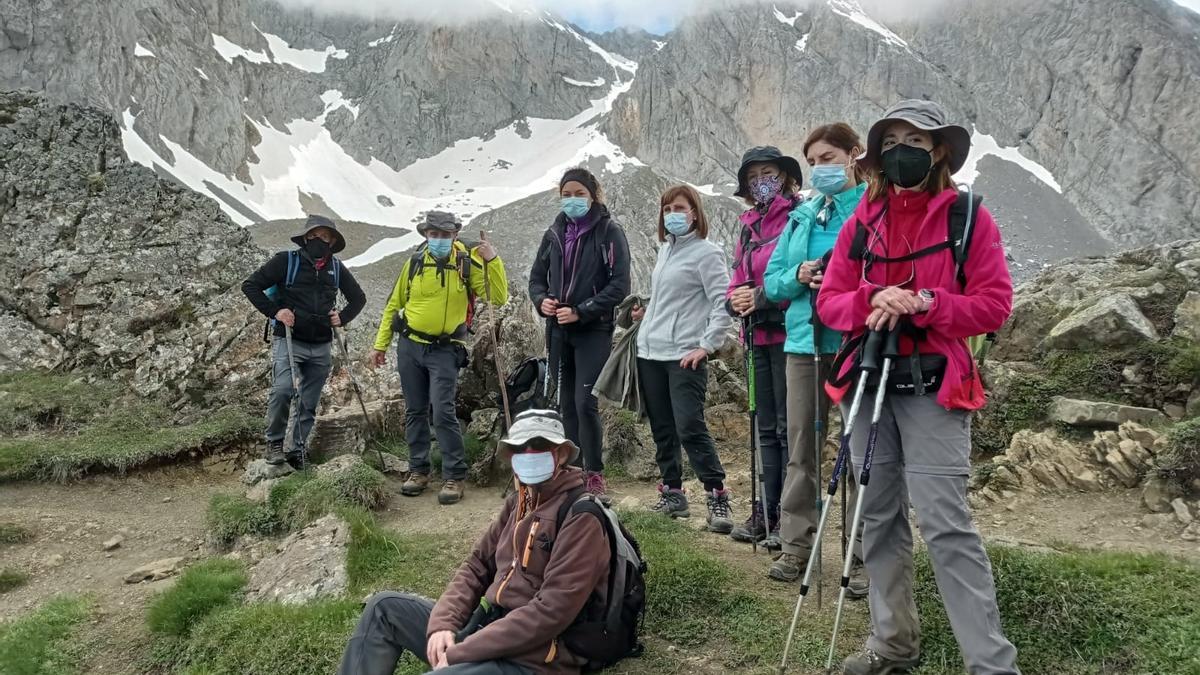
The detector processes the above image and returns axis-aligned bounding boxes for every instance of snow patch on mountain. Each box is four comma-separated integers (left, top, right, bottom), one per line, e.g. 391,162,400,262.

956,128,1063,194
827,0,907,48
368,24,399,47
212,33,270,64
194,67,210,81
563,76,605,87
795,34,810,52
773,6,802,26
257,26,348,73
134,43,156,58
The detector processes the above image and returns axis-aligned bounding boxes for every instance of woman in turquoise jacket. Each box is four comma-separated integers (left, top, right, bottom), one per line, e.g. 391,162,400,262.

762,123,869,590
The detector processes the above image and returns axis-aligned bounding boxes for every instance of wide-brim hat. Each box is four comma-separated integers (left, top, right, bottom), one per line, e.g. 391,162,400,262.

859,99,972,174
418,210,463,235
735,145,805,198
498,409,580,462
290,214,346,254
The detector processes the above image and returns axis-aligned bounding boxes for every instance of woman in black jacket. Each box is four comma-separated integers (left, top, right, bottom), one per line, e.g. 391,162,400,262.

529,168,632,503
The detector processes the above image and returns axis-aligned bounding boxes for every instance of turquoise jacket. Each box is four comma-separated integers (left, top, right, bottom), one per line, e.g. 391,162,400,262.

764,182,867,355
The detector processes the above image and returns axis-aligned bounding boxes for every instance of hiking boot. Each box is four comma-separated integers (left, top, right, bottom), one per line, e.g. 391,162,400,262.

706,488,734,534
264,441,286,465
768,552,806,582
762,504,782,550
729,500,766,543
585,471,612,506
847,556,870,600
438,480,464,505
841,648,920,674
650,484,689,518
284,450,306,471
401,473,430,497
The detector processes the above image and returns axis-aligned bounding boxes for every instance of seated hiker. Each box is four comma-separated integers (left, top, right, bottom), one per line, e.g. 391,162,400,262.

338,409,613,675
370,210,508,505
241,214,366,468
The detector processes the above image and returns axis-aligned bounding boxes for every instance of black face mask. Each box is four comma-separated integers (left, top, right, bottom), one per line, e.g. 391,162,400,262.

305,238,332,259
881,144,934,189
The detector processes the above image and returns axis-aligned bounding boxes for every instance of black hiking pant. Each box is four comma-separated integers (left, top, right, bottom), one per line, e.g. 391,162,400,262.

637,357,726,491
753,343,789,514
338,592,531,675
552,327,611,472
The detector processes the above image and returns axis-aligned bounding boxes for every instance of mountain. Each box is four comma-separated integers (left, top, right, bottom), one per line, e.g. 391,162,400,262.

3,0,1197,288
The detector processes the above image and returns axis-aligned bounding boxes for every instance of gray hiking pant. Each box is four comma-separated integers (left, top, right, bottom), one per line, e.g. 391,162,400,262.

338,592,531,675
397,337,467,480
265,336,332,453
845,393,1019,674
780,354,863,561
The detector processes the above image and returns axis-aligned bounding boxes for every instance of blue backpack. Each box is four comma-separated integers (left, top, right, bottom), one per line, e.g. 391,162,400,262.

262,250,341,341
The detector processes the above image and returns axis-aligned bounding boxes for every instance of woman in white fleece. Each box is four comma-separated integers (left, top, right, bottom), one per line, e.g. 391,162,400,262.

632,185,735,534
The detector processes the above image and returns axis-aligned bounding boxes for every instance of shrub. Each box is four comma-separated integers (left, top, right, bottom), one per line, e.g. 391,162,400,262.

1158,417,1200,493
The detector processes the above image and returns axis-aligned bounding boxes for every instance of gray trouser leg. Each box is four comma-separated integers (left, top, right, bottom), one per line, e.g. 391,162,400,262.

265,338,293,443
780,354,864,560
397,339,466,480
338,592,530,675
265,337,331,452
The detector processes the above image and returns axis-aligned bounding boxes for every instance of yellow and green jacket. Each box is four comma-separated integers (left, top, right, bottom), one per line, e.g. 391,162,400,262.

373,242,508,350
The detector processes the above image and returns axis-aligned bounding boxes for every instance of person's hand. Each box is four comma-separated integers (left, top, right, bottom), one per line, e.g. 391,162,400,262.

870,287,923,316
866,308,902,332
680,348,708,370
329,310,342,327
631,305,645,322
426,630,455,669
556,306,580,325
730,286,755,315
540,297,559,317
476,240,497,262
808,269,824,290
274,308,295,327
369,349,387,369
797,260,822,285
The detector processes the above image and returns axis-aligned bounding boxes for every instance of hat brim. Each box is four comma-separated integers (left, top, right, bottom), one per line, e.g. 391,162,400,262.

498,433,581,463
734,155,806,198
417,222,462,235
859,115,972,175
291,225,346,254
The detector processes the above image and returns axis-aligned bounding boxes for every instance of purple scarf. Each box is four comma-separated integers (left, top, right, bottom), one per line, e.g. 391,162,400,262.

562,212,597,287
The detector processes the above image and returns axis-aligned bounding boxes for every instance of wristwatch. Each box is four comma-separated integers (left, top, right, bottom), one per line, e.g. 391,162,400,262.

918,288,936,313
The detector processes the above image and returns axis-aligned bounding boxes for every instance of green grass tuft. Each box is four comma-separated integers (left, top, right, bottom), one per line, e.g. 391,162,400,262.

0,595,91,675
205,494,279,549
0,568,30,594
147,559,248,638
342,507,470,598
0,522,33,546
1158,417,1200,493
0,371,117,434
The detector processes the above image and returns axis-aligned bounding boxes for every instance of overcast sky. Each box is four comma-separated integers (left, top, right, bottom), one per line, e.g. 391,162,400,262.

273,0,1200,32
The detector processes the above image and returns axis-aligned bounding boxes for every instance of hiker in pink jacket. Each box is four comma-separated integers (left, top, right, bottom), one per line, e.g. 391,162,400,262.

817,99,1019,675
724,146,805,547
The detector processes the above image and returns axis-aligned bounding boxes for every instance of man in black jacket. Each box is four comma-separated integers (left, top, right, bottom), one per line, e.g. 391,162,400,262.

242,215,367,467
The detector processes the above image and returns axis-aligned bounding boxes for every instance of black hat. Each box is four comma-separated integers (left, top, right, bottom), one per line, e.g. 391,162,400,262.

290,214,345,254
559,168,599,199
860,99,972,174
418,210,463,235
734,146,804,198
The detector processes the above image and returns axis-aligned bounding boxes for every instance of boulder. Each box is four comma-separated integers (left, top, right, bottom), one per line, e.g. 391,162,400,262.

1173,291,1200,341
1050,397,1167,428
999,430,1102,492
1141,513,1177,530
125,556,185,583
308,398,404,462
246,514,349,605
1142,475,1180,513
102,535,125,551
1171,498,1194,526
1044,294,1160,350
242,459,295,486
1117,422,1162,450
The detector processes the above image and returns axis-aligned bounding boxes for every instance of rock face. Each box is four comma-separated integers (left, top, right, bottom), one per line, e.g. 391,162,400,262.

1044,294,1160,350
245,513,349,605
1051,397,1167,428
0,91,265,397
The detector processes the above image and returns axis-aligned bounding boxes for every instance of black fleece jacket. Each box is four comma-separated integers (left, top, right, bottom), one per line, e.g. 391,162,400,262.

241,249,367,344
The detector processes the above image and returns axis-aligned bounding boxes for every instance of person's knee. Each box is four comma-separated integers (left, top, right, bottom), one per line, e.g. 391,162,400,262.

363,591,423,617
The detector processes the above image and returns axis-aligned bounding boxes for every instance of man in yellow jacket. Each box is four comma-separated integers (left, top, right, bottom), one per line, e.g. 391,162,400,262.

371,211,508,505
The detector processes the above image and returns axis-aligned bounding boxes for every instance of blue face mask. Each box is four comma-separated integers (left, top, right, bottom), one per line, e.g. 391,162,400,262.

811,164,850,196
511,451,557,485
561,197,590,221
664,212,692,236
426,237,452,259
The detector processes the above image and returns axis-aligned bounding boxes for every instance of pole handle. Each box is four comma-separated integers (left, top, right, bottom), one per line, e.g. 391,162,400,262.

883,325,902,359
859,328,886,373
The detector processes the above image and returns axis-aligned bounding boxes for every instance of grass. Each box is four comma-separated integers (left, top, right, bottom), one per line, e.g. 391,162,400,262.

364,428,487,475
1158,417,1200,493
0,371,116,434
0,595,91,675
0,568,29,593
0,522,33,546
147,559,248,638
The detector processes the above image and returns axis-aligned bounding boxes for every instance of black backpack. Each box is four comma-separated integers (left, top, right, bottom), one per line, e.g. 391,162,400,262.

555,487,647,671
503,357,550,416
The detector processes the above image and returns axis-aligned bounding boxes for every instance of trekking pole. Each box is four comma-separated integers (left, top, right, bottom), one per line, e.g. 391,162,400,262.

778,328,884,675
284,324,306,470
810,288,824,610
825,328,902,673
744,313,772,554
335,326,387,471
481,232,512,429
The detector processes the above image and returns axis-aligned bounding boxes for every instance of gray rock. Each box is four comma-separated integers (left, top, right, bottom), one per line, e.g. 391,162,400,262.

1171,498,1194,526
1142,475,1179,514
1051,397,1166,428
1173,291,1200,342
1045,294,1160,350
242,459,295,486
124,556,185,583
1118,422,1162,451
246,514,349,605
308,398,403,462
102,535,125,551
1141,513,1177,530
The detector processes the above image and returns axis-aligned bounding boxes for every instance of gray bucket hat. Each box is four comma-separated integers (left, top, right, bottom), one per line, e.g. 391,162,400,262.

290,214,346,254
418,210,463,235
499,409,580,461
860,99,972,174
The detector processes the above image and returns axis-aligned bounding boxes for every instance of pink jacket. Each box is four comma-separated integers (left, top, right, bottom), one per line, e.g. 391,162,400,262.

816,188,1013,411
726,195,797,346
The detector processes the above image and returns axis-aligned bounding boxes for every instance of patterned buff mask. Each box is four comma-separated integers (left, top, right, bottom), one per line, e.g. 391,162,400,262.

749,174,783,204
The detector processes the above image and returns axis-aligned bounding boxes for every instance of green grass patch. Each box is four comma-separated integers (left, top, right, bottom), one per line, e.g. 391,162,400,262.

0,371,117,434
342,507,470,597
147,559,248,638
0,522,33,546
1158,417,1200,493
0,568,29,593
0,595,91,675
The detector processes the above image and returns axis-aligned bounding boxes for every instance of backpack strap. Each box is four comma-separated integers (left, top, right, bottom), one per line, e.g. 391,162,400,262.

284,250,302,288
331,257,341,288
555,486,590,531
948,186,983,289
